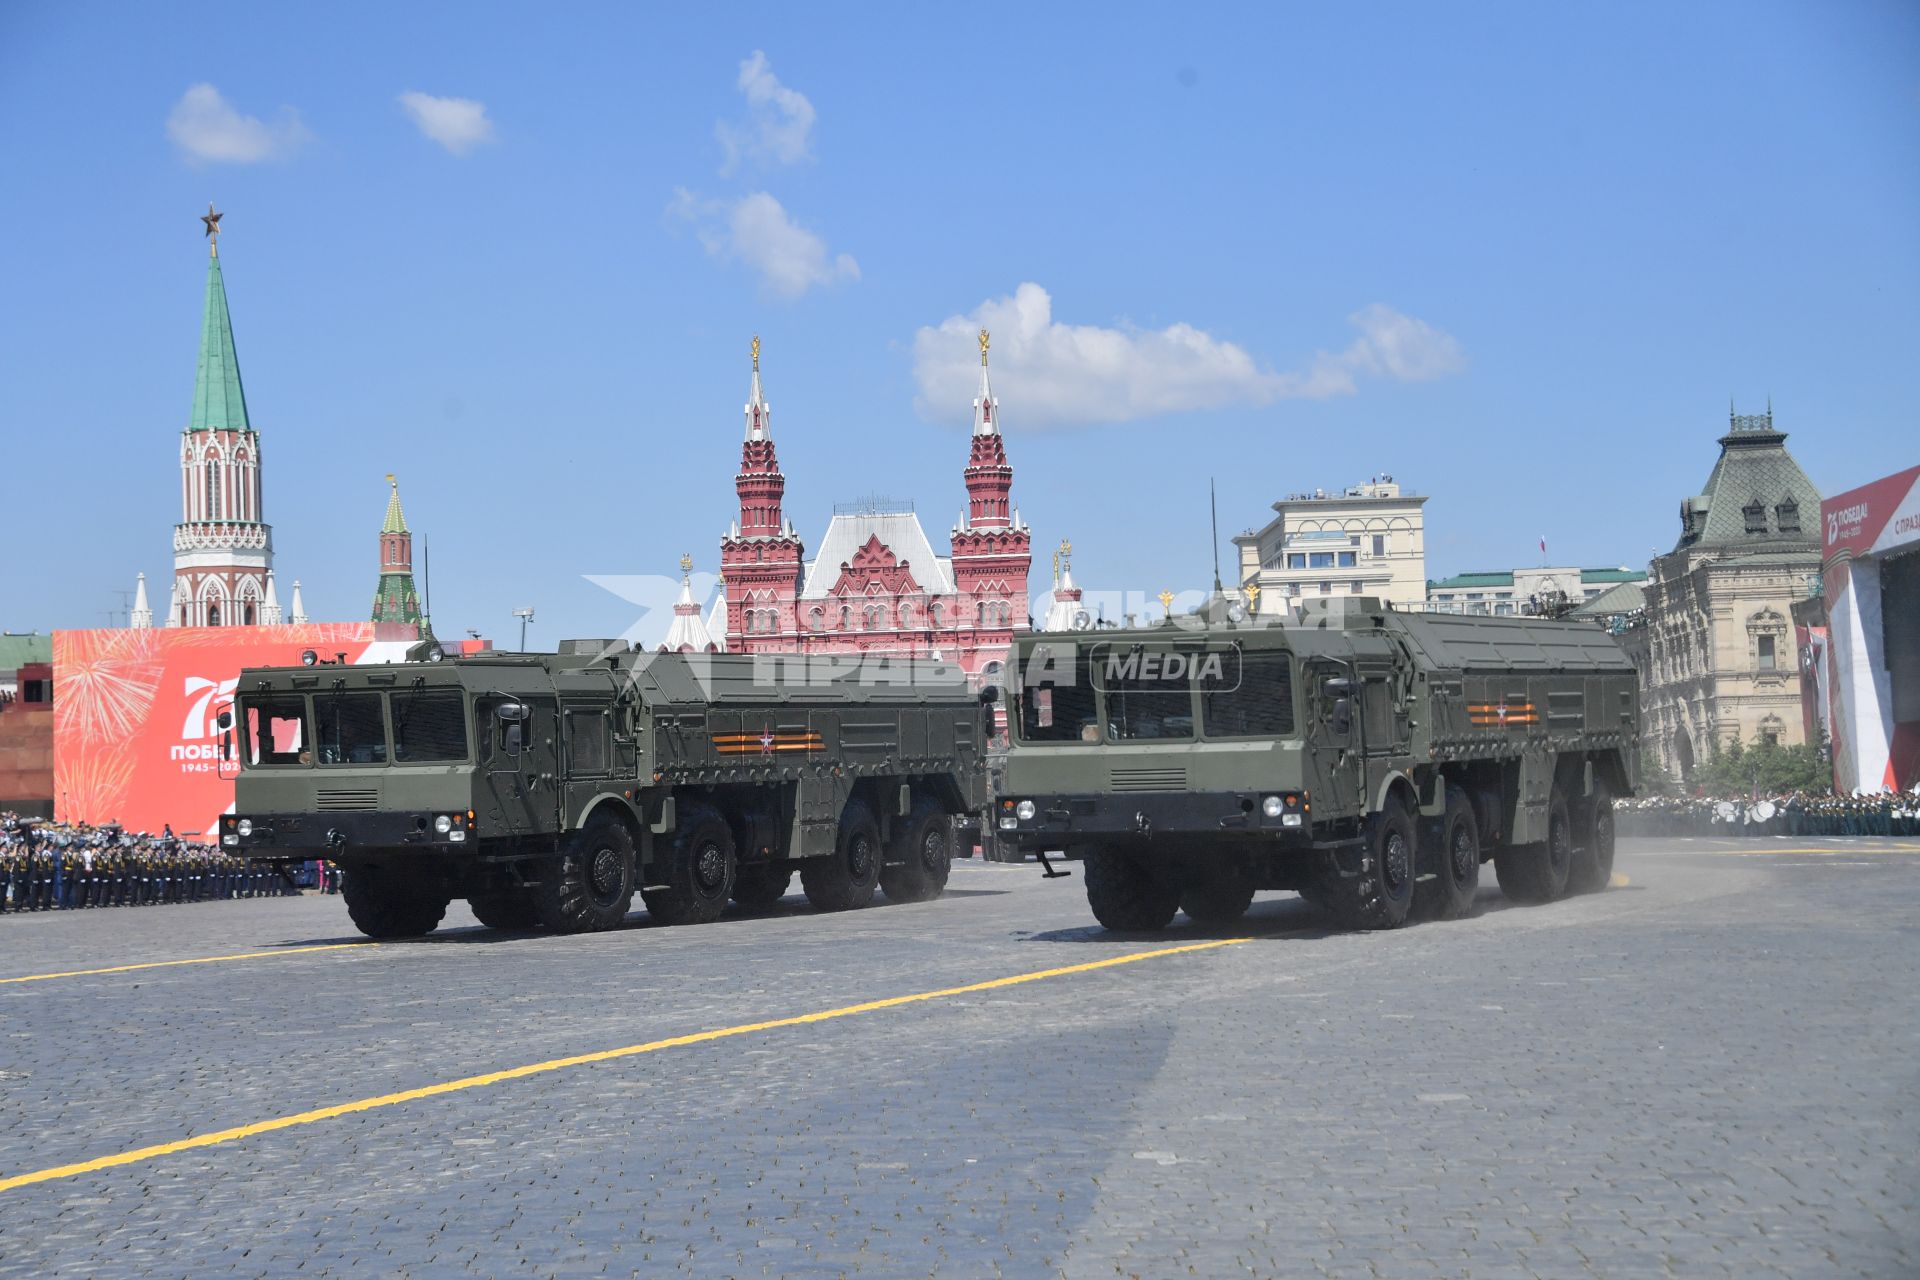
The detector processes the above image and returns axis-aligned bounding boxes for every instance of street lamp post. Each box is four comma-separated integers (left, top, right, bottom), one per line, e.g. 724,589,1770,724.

513,607,535,652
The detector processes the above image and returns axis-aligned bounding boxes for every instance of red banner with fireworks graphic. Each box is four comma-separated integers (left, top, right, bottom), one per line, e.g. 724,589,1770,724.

52,624,419,837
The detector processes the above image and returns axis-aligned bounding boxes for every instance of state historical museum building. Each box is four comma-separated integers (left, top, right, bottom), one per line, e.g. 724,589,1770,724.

717,335,1032,680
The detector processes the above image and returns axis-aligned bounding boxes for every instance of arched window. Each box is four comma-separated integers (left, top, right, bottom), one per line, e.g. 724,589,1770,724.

808,607,825,632
243,601,256,626
864,604,885,630
207,603,221,627
897,602,915,628
839,605,853,630
204,458,218,520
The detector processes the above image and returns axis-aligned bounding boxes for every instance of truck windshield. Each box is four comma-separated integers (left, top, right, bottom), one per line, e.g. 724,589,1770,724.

1097,647,1194,740
1201,649,1296,737
241,696,309,767
1019,645,1100,742
314,692,387,765
392,689,469,762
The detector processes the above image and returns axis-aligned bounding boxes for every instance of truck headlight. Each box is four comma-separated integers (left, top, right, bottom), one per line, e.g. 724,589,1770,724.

434,814,453,835
999,814,1018,830
236,818,253,836
222,834,239,847
1015,800,1036,821
1261,796,1284,818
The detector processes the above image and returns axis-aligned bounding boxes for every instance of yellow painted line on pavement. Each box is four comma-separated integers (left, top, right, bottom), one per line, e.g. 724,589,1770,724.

0,936,1248,1195
1728,846,1920,856
0,943,373,987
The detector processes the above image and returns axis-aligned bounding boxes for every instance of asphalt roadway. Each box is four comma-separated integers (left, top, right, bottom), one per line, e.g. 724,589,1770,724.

1,836,1916,1279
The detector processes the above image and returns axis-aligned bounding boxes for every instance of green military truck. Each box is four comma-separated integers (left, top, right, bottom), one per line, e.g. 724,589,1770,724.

222,643,990,938
990,598,1638,931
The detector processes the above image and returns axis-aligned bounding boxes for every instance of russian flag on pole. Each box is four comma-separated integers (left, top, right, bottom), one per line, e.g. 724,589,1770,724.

1539,535,1547,557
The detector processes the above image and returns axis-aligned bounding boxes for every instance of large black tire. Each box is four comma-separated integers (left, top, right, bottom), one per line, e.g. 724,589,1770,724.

341,865,449,939
802,800,882,912
642,805,734,926
1414,787,1481,921
1568,778,1616,895
1083,847,1180,932
879,798,953,904
1494,787,1573,904
1180,877,1256,927
468,889,541,932
538,813,636,933
730,861,792,911
1318,801,1417,931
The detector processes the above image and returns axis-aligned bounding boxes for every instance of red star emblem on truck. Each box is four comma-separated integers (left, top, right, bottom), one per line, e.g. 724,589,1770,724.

760,725,775,757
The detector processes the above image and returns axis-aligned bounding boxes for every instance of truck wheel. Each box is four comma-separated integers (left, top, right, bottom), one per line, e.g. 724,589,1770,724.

730,862,792,911
1084,847,1180,932
643,805,735,926
468,889,541,932
880,798,953,904
1494,789,1573,904
1414,787,1481,921
1568,778,1616,894
1318,802,1418,930
1180,878,1255,926
802,801,882,912
341,865,449,939
538,813,636,933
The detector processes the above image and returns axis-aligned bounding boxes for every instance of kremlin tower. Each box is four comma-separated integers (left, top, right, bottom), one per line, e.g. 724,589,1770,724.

370,475,423,626
167,205,278,627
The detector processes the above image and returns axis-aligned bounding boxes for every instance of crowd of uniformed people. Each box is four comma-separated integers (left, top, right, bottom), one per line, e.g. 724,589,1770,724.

1,813,339,913
1616,789,1920,838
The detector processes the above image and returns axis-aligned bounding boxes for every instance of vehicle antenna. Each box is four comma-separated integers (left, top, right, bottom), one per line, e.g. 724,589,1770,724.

1209,478,1223,595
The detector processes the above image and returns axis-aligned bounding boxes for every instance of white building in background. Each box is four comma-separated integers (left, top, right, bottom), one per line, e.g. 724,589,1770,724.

1427,565,1649,616
1233,476,1427,612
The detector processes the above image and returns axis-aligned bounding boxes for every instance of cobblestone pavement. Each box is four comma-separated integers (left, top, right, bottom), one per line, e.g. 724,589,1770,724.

1,836,1915,1278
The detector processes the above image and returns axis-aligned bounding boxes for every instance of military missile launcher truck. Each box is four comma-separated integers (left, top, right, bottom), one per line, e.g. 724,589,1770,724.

222,643,991,939
989,599,1638,932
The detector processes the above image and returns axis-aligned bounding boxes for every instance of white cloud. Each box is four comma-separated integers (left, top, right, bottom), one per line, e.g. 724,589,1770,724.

668,189,859,299
911,284,1466,428
166,84,309,164
715,50,816,172
398,91,495,155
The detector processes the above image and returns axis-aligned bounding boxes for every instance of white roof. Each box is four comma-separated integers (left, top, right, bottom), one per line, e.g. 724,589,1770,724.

661,576,718,652
801,510,956,598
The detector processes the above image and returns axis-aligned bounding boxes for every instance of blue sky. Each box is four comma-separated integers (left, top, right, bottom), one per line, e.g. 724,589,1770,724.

2,2,1916,644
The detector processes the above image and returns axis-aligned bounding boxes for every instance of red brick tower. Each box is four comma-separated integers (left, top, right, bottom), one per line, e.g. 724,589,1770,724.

948,329,1031,667
719,337,805,650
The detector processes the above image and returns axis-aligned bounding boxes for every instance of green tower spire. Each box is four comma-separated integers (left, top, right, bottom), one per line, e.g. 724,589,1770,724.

372,474,424,627
190,229,252,433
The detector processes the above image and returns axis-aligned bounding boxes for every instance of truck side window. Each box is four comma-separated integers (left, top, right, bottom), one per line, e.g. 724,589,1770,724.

567,709,610,774
1362,679,1394,748
1203,652,1295,737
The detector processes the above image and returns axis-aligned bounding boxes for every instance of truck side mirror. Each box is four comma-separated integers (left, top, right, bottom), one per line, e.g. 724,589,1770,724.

978,685,1000,705
495,703,529,756
1331,697,1353,737
221,729,233,762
